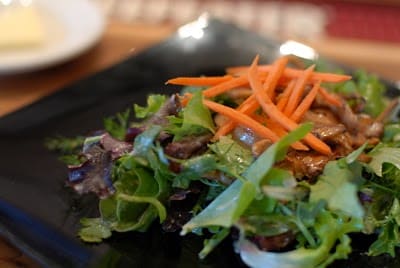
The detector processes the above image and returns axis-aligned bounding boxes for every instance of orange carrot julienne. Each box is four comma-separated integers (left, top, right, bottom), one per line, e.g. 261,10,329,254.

181,91,280,146
226,65,352,83
213,94,259,139
283,65,315,117
202,76,248,98
208,97,308,151
277,80,296,111
262,56,289,100
179,93,192,107
319,87,342,107
261,117,309,151
248,56,332,155
264,119,288,137
213,121,235,141
291,80,321,122
250,113,268,125
214,95,309,151
166,75,233,86
201,72,272,98
211,56,308,151
203,99,281,143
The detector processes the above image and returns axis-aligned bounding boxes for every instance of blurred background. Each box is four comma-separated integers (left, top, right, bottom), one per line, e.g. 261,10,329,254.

93,0,400,80
97,0,400,43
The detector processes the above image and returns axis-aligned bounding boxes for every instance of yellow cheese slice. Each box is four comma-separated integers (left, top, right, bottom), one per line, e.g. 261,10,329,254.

0,6,46,49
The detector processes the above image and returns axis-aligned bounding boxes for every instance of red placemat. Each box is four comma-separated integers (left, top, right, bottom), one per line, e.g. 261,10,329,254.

281,0,400,43
324,1,400,43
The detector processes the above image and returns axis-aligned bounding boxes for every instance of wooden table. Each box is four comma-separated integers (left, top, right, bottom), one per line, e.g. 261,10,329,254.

0,21,175,117
0,19,400,267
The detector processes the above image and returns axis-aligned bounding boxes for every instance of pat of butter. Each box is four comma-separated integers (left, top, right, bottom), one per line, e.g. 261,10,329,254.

0,6,45,49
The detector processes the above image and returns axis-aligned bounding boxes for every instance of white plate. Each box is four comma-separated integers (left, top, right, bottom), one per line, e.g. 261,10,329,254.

0,0,105,75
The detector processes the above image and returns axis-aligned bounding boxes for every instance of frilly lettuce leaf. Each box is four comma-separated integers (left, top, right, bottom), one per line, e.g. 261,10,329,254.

354,70,386,117
172,136,253,189
362,145,400,256
104,109,131,140
368,198,400,257
309,145,365,219
383,123,400,143
181,123,311,234
167,91,215,140
309,160,364,219
236,209,362,268
332,69,387,117
78,218,112,242
209,135,253,178
78,126,171,241
134,94,167,119
368,144,400,177
183,91,215,133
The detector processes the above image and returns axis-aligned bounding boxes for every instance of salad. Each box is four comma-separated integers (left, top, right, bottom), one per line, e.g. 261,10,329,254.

48,55,400,267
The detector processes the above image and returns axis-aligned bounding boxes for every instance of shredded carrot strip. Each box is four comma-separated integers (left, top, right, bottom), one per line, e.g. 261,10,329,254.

319,87,342,107
262,56,289,100
291,80,321,122
213,57,309,151
213,94,258,140
202,76,248,98
166,75,233,86
248,56,332,155
262,118,309,151
212,122,236,141
283,65,315,117
170,55,348,155
203,99,280,142
178,93,193,107
213,95,307,151
264,119,288,137
226,65,352,83
277,80,296,111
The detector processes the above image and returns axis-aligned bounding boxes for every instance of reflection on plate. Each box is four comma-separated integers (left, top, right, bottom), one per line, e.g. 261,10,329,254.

0,0,105,75
0,17,399,268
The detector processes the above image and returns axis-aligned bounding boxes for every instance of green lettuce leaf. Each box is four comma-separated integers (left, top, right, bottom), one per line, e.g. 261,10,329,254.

363,150,400,256
133,125,162,157
78,218,112,242
369,198,400,257
198,227,230,259
183,90,214,131
167,91,214,140
181,123,311,234
209,135,253,177
309,159,364,219
104,109,130,140
79,126,172,241
368,144,400,177
134,94,167,119
237,209,362,268
98,159,166,233
383,123,400,143
172,154,218,188
44,135,86,164
332,70,387,117
354,70,386,117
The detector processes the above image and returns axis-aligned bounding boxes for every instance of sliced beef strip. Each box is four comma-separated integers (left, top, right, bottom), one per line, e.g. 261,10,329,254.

164,133,213,159
277,150,332,180
146,94,181,126
251,231,296,252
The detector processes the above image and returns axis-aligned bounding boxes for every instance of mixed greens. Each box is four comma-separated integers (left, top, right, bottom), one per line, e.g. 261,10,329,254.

48,56,400,267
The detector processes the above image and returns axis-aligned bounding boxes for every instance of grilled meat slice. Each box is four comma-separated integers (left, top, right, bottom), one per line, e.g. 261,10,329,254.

164,133,213,159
